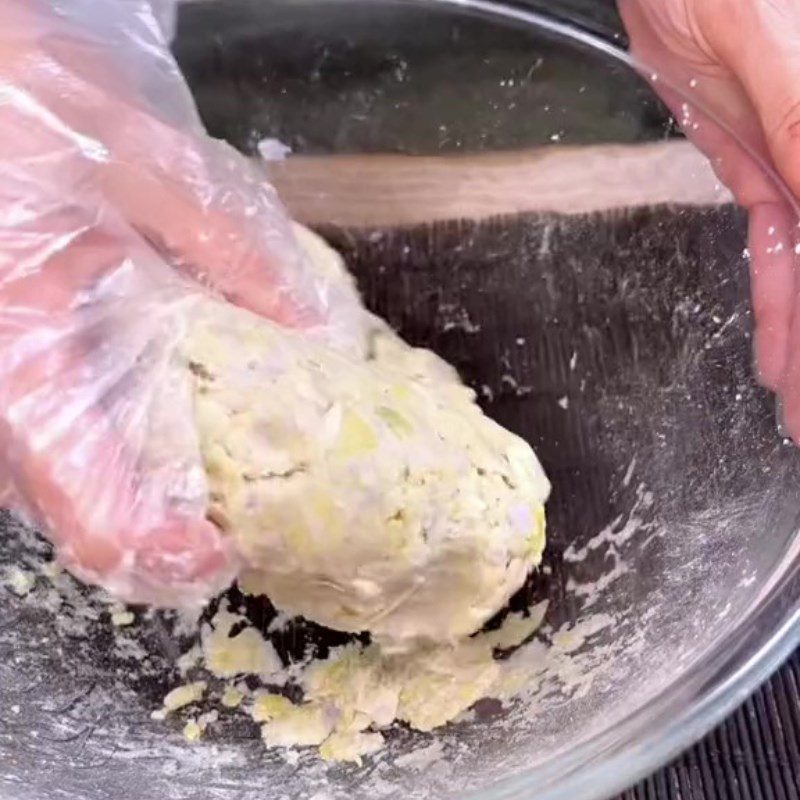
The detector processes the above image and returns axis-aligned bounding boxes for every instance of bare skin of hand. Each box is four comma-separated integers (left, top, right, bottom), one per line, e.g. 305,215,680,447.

620,0,800,440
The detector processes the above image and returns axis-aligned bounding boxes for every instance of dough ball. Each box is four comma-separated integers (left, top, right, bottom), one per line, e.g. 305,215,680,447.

182,229,549,646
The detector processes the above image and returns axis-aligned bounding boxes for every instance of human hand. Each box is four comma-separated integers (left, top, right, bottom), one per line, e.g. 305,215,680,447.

619,0,800,440
0,0,352,605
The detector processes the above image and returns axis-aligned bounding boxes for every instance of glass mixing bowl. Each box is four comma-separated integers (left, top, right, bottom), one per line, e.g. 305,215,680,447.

1,2,800,800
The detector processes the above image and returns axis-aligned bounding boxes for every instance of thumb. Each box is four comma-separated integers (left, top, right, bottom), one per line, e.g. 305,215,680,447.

695,1,800,200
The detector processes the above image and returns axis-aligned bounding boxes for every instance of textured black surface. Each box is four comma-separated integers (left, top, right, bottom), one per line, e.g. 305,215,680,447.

626,652,800,800
319,210,800,800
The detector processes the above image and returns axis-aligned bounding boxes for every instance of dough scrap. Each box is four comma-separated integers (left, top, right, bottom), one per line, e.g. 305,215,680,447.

235,599,548,762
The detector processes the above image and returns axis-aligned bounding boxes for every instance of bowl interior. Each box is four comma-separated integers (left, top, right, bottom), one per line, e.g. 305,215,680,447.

2,2,800,800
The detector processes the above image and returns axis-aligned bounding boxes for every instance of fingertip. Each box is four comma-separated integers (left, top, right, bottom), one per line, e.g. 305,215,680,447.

753,323,788,391
776,308,800,447
778,387,800,446
747,203,796,391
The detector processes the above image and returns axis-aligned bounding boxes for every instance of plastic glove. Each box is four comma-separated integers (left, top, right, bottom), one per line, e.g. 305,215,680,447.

620,0,800,442
0,0,359,606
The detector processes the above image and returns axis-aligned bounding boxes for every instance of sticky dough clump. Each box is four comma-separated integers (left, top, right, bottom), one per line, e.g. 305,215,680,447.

182,227,549,647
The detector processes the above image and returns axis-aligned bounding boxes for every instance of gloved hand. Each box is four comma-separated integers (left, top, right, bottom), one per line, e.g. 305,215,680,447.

0,0,356,606
620,0,800,441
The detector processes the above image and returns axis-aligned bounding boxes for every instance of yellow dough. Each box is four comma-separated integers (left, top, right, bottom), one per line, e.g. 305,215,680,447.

182,227,549,647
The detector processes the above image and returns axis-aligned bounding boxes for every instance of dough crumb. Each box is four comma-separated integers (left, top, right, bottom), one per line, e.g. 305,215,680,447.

110,610,135,627
202,609,281,678
255,696,336,748
5,567,34,596
40,561,62,580
161,681,207,714
183,719,203,742
220,686,245,708
319,730,384,764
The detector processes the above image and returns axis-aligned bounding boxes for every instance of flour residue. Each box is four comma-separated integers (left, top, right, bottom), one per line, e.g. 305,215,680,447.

0,453,772,800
